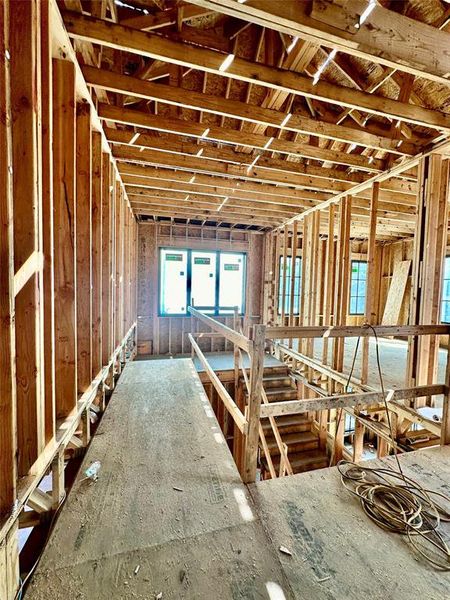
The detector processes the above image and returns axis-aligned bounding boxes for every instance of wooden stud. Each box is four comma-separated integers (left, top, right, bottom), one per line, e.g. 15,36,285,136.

91,131,103,377
76,102,93,393
53,58,77,419
243,324,266,483
0,0,16,517
10,0,45,475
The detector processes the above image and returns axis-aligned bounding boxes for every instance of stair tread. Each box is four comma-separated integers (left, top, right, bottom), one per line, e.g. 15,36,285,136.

270,449,329,469
261,414,310,425
265,387,297,395
265,431,318,447
263,374,291,382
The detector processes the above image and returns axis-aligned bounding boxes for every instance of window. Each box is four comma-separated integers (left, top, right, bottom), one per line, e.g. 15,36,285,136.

278,256,302,315
441,257,450,323
349,260,367,315
159,248,246,316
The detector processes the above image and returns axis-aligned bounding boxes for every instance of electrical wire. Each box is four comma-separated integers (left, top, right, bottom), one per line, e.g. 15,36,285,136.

334,324,450,570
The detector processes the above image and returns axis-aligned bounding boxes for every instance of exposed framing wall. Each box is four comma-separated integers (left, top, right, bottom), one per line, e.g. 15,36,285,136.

0,2,138,597
137,222,265,356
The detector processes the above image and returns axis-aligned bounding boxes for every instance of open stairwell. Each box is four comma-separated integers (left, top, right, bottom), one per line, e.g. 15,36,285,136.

246,365,329,477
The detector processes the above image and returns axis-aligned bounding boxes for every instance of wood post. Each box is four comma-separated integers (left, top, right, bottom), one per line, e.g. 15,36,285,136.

243,324,266,483
53,58,77,418
361,182,379,384
41,0,55,444
407,155,449,401
76,103,93,393
51,449,65,510
101,154,112,365
10,0,45,475
91,131,103,377
0,0,16,518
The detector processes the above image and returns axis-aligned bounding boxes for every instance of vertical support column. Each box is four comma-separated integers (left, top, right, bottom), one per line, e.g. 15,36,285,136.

101,153,111,366
333,196,352,463
322,204,335,367
288,221,298,349
233,307,240,394
361,183,379,385
10,0,45,474
280,224,288,326
352,418,365,462
41,0,55,443
81,408,91,447
91,132,103,377
407,155,449,401
0,0,17,519
53,58,77,418
243,324,266,483
76,103,92,393
51,448,65,510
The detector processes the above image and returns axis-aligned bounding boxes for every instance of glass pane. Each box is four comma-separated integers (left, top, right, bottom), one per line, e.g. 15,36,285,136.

445,278,450,299
357,296,365,314
191,251,217,313
349,297,357,315
443,301,450,323
219,252,245,314
160,249,188,315
445,257,450,278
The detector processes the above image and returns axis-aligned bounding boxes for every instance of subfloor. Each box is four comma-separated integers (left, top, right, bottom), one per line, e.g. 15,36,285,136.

140,337,448,391
138,351,285,372
311,336,448,391
26,359,450,599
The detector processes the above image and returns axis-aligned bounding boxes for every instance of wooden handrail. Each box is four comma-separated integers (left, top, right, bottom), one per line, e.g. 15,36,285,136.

259,384,446,418
265,324,450,340
188,333,247,434
188,306,252,352
238,348,293,477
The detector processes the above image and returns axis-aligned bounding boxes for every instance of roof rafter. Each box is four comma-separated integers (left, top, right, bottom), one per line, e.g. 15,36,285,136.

63,11,450,132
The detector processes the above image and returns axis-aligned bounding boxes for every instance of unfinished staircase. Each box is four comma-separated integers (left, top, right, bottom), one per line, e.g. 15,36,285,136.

254,365,329,477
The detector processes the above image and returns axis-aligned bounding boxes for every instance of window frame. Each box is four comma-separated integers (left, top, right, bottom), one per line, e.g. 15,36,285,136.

158,247,247,317
277,255,302,316
441,255,450,324
349,259,367,316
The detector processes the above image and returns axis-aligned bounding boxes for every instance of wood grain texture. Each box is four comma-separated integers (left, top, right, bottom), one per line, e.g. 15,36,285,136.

53,58,77,418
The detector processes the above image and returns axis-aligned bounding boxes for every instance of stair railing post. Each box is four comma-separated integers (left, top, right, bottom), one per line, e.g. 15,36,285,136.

233,306,240,395
243,324,266,483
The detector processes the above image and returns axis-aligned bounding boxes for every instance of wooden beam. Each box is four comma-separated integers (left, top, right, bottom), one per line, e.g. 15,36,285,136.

120,4,215,31
265,324,450,340
53,59,77,419
243,324,266,483
187,0,450,85
101,155,112,364
64,11,450,131
76,103,93,393
188,307,253,352
111,144,398,197
259,384,446,418
10,0,45,475
188,333,247,434
361,182,379,384
82,66,419,154
101,108,385,172
0,0,16,518
41,0,55,443
119,163,417,207
91,131,103,378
